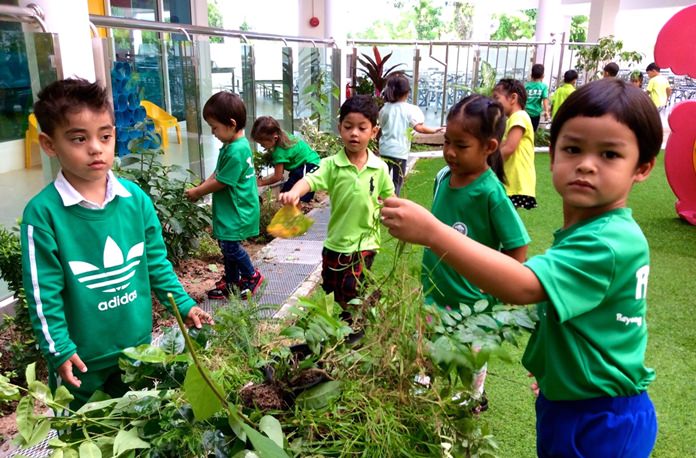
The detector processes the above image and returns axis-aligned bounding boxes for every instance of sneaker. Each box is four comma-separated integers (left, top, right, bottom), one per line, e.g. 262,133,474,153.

239,270,264,300
207,285,231,300
214,276,226,290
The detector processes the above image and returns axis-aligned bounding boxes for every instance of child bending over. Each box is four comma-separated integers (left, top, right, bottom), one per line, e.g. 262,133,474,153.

251,115,320,203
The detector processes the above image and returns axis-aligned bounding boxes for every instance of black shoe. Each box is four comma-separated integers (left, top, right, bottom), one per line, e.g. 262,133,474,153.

239,270,264,300
207,285,231,300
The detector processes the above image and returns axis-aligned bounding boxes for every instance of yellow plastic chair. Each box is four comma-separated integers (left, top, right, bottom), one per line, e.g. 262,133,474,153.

140,100,182,149
25,113,40,168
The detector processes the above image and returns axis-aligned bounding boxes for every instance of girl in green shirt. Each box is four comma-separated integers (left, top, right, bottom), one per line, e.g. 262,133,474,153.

251,116,320,203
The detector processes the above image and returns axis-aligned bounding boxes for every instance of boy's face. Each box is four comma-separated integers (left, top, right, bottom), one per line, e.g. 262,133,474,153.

646,69,658,78
207,117,237,143
39,108,115,189
550,114,654,226
338,112,378,156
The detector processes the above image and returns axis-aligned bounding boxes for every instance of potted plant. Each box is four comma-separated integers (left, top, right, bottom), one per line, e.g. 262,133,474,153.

357,46,406,97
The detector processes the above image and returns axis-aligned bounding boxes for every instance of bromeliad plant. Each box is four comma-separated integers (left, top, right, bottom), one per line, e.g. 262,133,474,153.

357,46,406,97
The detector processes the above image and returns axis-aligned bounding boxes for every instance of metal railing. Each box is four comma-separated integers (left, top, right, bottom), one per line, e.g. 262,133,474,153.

0,3,47,32
89,15,336,47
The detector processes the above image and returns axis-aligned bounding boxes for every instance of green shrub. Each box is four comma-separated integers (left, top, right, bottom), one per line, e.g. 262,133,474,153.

115,150,212,265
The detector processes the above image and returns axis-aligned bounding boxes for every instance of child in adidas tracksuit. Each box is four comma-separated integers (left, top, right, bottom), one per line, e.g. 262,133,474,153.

21,78,212,410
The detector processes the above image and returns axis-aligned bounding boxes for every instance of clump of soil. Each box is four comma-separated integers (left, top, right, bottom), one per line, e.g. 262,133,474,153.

240,382,289,410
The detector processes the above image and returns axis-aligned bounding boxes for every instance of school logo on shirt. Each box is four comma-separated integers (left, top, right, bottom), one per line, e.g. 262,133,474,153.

452,222,468,236
68,236,144,294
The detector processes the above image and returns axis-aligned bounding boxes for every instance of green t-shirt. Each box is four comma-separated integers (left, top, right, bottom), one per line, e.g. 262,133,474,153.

21,179,195,371
502,110,536,197
551,83,576,119
305,149,394,252
523,208,655,400
212,137,260,241
272,134,320,171
422,167,530,309
524,80,549,117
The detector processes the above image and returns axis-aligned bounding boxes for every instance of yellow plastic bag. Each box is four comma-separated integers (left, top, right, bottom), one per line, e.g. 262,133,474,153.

267,205,315,239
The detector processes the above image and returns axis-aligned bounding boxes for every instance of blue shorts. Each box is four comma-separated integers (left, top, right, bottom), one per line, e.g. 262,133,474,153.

535,391,657,458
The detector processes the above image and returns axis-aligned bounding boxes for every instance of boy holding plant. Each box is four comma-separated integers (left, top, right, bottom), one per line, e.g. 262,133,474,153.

279,95,394,311
21,78,211,410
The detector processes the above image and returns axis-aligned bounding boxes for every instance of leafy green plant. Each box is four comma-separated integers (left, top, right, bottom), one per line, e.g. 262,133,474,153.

115,134,212,264
357,46,406,97
574,35,642,82
299,119,344,158
0,225,42,383
535,126,550,147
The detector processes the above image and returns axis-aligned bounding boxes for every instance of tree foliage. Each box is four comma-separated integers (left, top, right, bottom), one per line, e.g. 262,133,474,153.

356,0,445,40
490,9,536,41
207,0,223,43
450,1,475,40
575,35,643,81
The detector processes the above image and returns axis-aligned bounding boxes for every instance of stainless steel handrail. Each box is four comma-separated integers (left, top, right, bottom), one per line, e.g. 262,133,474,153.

0,3,48,32
347,38,590,47
89,15,335,46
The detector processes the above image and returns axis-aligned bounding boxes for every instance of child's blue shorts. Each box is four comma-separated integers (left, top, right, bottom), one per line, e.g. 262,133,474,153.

535,391,657,458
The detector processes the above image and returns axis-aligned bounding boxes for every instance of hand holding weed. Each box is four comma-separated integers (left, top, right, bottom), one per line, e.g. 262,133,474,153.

58,353,87,388
278,190,300,207
184,186,200,202
380,197,441,246
185,306,214,329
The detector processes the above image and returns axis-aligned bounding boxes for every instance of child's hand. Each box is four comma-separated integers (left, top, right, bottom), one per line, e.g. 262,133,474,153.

185,306,214,328
528,372,539,397
58,353,88,388
184,187,199,202
380,197,439,246
278,190,299,207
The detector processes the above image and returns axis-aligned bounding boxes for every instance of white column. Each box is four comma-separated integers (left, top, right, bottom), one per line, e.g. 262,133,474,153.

587,0,620,42
19,0,95,81
297,0,327,39
534,0,563,43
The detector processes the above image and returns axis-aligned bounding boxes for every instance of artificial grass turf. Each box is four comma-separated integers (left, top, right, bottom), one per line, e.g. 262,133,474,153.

373,152,696,457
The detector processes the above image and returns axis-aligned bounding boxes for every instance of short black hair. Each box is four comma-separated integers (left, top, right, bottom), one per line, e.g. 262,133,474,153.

531,64,545,79
603,62,619,77
339,95,379,126
646,62,660,72
563,69,579,83
382,73,410,103
203,91,246,130
494,78,527,109
550,78,662,165
33,78,113,136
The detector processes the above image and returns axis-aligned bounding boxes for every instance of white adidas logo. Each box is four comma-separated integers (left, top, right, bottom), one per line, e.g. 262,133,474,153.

68,236,144,293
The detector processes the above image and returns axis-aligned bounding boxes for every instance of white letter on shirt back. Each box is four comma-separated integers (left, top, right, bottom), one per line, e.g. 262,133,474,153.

635,265,649,300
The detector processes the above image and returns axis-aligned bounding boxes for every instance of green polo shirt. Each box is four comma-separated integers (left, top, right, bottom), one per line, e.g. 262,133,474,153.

212,137,260,241
305,149,394,252
272,134,321,171
523,208,655,400
551,83,576,119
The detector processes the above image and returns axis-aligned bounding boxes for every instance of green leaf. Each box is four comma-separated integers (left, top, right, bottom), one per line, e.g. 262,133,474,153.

122,344,169,363
0,374,20,400
183,365,222,421
25,362,36,385
26,418,51,447
241,423,289,458
16,396,35,443
28,380,52,404
258,415,284,448
295,381,342,410
473,300,490,313
53,386,74,410
79,440,102,458
228,414,247,442
279,326,305,341
113,428,150,456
